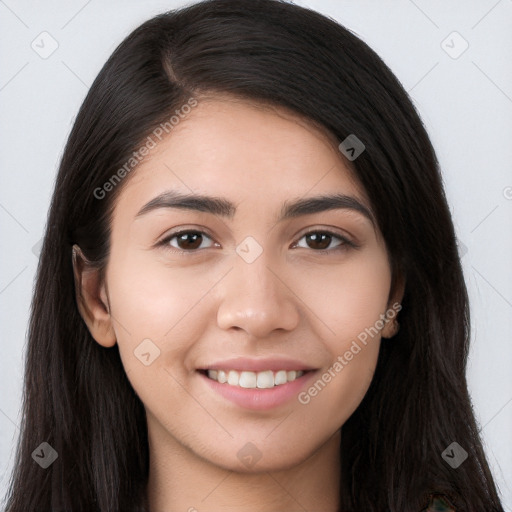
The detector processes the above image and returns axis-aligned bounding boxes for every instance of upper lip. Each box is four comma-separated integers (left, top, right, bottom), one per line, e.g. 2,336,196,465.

197,357,318,373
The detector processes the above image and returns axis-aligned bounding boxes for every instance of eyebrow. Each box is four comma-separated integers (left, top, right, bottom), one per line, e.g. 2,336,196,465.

135,190,375,226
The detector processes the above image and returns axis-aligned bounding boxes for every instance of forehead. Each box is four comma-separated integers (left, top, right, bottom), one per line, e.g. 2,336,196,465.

113,96,369,219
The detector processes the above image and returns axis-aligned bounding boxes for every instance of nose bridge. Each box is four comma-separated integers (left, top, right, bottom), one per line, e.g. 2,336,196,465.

215,236,299,336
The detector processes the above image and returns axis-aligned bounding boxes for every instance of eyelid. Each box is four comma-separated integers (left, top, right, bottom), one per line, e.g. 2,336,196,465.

294,225,357,246
156,224,215,244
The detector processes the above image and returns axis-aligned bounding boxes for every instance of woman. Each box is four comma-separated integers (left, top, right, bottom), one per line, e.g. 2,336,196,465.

3,0,505,510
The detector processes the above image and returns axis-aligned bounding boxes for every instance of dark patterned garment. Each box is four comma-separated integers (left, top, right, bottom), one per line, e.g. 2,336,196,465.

424,494,456,511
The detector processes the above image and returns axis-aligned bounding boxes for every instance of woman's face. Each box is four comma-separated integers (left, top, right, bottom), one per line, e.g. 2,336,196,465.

79,96,400,472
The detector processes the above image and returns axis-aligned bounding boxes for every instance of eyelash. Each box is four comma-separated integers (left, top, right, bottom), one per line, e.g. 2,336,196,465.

157,228,358,256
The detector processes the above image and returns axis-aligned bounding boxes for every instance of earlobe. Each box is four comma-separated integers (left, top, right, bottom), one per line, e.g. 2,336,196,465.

381,316,400,339
72,244,116,347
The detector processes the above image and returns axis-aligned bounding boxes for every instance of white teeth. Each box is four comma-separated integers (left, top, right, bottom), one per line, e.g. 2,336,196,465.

239,371,257,388
287,370,297,381
274,370,287,385
256,370,274,389
227,371,239,386
206,368,305,388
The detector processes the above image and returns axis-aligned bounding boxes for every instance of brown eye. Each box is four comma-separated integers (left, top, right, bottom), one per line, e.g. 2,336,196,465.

175,232,203,250
295,230,354,253
304,232,334,250
162,230,215,252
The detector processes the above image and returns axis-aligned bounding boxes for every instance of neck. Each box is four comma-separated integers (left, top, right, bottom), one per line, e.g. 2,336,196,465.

146,422,341,512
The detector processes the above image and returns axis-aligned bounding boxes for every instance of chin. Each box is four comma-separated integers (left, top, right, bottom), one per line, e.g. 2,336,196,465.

199,440,322,474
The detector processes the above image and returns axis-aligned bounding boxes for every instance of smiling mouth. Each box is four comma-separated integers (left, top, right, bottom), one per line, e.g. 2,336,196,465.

197,368,314,389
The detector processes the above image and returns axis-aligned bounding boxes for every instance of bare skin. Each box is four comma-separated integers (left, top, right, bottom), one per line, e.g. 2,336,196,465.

74,95,403,512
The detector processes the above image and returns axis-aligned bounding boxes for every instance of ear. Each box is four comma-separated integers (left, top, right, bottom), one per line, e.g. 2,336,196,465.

381,272,405,339
72,244,116,347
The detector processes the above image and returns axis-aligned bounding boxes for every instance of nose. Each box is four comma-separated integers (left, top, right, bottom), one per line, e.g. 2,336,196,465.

216,247,300,339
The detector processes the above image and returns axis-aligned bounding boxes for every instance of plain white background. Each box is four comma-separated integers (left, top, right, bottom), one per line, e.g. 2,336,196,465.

1,0,511,509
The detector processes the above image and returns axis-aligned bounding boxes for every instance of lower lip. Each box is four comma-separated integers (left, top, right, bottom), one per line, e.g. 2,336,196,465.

197,370,317,411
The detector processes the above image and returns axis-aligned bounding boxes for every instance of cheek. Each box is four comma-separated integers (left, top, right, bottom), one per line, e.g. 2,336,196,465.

103,250,208,424
293,248,392,342
105,249,220,373
292,250,389,418
299,343,380,431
